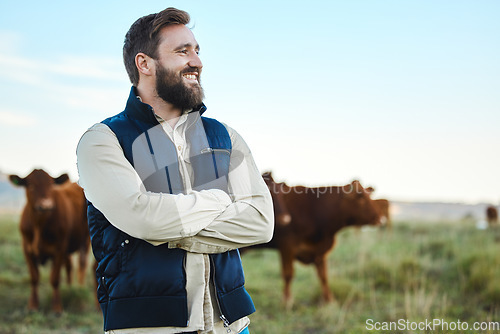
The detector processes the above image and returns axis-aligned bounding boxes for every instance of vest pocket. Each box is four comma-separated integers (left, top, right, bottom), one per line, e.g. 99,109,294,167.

212,149,230,178
193,148,230,192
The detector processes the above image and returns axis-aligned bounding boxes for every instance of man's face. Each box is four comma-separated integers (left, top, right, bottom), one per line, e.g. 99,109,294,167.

155,62,204,111
154,24,204,110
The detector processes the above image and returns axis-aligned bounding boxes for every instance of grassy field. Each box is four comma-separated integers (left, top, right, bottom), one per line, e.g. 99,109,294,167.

1,213,500,333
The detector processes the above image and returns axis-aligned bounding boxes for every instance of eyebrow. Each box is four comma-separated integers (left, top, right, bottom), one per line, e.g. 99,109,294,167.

174,43,200,51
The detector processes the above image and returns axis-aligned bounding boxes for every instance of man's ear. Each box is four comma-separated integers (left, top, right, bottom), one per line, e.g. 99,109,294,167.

135,53,155,76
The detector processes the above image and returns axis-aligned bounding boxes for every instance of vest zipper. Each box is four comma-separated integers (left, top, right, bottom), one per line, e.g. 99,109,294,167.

200,148,230,155
101,276,110,301
209,257,232,333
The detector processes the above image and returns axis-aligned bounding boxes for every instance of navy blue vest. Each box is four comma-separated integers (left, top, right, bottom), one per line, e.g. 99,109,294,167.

87,87,255,331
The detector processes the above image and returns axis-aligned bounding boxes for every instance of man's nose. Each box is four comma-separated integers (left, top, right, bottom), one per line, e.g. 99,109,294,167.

188,52,203,70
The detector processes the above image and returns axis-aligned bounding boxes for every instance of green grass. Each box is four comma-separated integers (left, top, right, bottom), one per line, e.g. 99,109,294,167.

0,214,102,334
1,214,500,333
243,221,500,333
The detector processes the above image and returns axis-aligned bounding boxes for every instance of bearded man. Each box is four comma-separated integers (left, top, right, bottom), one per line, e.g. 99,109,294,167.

76,7,273,334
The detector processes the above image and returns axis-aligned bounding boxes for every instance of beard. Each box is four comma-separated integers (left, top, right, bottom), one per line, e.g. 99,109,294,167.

155,64,204,111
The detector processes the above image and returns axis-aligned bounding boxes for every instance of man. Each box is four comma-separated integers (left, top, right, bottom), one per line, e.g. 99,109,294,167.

77,7,273,334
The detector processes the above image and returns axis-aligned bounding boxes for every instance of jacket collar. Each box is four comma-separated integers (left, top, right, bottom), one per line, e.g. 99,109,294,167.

124,86,207,125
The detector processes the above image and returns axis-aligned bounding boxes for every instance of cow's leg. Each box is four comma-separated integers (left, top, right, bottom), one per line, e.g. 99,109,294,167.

314,255,333,303
21,230,41,311
50,256,64,314
64,255,73,285
279,250,295,310
25,253,40,311
77,244,89,285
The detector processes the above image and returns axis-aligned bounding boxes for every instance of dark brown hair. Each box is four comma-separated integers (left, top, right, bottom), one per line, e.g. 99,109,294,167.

123,7,190,86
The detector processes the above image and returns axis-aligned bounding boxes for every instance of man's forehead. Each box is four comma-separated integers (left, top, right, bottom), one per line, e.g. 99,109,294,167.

158,24,199,48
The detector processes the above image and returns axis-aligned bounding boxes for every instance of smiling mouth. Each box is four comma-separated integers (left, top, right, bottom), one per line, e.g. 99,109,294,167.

182,73,198,81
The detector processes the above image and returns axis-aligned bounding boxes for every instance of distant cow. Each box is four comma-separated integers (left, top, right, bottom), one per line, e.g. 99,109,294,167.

255,173,380,308
486,206,498,226
9,169,90,313
373,199,391,228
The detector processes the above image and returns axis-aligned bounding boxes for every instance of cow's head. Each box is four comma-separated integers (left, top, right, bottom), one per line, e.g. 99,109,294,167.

262,171,292,226
9,169,69,212
341,180,380,227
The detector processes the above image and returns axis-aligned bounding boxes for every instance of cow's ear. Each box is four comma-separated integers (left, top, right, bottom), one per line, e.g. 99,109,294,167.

365,186,375,194
9,175,26,187
262,171,273,178
346,180,361,194
54,173,70,185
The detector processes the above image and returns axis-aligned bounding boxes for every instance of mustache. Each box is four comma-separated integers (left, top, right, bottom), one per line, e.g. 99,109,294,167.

181,66,201,75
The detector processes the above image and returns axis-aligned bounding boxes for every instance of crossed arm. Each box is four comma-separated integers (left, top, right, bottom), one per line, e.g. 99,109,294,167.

76,123,274,253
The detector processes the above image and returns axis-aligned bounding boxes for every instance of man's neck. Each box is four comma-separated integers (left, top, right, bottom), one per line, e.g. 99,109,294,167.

151,99,183,129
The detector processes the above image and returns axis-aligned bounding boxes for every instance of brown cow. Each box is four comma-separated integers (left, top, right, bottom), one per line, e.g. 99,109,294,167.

9,169,90,313
486,205,498,227
257,172,380,308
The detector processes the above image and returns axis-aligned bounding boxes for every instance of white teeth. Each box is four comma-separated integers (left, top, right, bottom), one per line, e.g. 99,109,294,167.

183,74,197,80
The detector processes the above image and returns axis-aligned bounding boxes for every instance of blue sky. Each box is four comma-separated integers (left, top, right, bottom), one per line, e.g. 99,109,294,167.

0,0,499,204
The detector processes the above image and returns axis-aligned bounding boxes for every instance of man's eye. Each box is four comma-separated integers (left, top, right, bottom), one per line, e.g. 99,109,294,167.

178,49,188,54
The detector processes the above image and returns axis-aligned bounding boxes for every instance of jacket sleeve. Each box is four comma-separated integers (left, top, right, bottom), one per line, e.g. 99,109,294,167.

166,125,274,253
76,123,233,242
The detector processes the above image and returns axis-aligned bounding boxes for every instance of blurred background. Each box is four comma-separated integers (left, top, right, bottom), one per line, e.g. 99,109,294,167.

1,0,499,206
0,1,499,333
